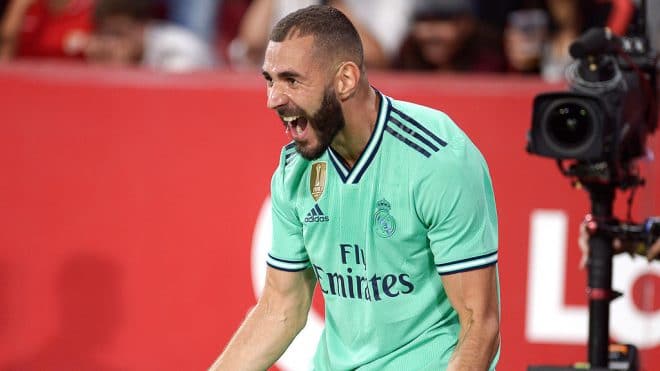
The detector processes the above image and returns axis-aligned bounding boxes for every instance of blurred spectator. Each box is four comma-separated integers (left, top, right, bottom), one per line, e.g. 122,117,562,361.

540,0,582,81
85,0,215,72
228,0,415,69
394,0,507,73
503,6,548,74
504,0,636,81
0,0,94,61
161,0,222,45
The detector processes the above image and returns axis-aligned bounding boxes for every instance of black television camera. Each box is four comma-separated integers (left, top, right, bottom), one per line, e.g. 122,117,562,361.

527,26,657,186
525,2,659,370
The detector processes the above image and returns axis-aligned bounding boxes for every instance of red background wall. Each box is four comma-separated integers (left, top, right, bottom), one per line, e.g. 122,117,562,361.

0,62,658,370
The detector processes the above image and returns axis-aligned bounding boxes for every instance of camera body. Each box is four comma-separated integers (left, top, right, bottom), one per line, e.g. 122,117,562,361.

527,28,658,181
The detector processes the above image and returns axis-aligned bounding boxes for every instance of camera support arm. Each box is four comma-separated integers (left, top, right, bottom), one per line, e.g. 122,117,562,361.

585,182,617,368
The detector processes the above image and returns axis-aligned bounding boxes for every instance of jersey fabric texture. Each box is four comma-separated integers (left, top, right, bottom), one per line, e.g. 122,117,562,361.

268,90,499,370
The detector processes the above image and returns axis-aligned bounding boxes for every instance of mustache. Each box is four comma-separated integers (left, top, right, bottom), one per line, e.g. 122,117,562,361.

277,105,306,118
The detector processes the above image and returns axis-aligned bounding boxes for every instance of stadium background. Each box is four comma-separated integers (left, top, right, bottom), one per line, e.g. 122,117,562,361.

0,61,658,370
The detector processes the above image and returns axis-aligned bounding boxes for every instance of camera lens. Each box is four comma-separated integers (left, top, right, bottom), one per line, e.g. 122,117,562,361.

542,100,595,155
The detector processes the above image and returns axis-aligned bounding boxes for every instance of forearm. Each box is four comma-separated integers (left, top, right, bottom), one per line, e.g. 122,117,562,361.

0,15,20,60
448,315,500,370
0,0,34,60
234,0,272,66
208,301,306,371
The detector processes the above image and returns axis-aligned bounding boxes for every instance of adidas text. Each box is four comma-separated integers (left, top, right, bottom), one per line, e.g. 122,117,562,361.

305,215,329,223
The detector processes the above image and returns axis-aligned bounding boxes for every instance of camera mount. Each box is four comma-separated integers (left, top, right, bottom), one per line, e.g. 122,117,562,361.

584,181,617,368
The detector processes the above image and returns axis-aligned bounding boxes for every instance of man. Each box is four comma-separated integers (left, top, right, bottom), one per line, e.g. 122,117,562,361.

209,5,500,370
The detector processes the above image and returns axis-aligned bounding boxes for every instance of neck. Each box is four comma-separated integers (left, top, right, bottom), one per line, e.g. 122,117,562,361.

330,85,379,168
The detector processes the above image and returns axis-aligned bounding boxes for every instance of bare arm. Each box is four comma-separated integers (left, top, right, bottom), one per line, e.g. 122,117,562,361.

230,0,274,67
442,265,500,371
0,0,35,60
208,266,316,371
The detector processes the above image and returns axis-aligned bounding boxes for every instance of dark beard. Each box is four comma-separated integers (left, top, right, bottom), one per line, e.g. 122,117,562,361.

295,87,345,160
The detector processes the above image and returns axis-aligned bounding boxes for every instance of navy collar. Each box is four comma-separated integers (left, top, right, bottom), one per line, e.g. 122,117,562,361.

327,90,391,184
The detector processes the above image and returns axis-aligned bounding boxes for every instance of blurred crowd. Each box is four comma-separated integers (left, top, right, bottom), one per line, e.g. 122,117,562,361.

0,0,656,80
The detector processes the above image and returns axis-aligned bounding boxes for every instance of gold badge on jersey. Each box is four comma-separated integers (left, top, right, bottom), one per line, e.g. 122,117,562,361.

310,162,327,201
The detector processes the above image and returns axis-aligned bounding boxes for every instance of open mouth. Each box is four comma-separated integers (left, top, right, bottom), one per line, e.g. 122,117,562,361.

282,115,309,138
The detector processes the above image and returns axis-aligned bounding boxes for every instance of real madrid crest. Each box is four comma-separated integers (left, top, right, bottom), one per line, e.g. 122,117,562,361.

310,162,327,201
373,198,396,238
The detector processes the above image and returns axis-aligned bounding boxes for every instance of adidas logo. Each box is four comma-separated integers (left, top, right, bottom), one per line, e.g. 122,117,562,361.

304,204,330,223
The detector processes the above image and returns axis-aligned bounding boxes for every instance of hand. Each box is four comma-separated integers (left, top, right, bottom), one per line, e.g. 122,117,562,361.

578,215,660,268
647,237,660,261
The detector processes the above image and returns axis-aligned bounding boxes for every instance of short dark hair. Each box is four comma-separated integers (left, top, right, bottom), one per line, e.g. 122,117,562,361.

94,0,153,24
269,5,364,70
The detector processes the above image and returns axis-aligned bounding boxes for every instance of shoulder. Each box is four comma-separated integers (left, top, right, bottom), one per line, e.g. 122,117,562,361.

385,97,479,166
271,142,310,198
384,97,491,187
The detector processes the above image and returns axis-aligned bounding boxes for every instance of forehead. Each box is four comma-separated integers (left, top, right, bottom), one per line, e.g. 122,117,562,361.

262,35,323,75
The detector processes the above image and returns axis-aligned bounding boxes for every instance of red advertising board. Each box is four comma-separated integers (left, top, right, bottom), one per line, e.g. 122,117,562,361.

0,62,658,370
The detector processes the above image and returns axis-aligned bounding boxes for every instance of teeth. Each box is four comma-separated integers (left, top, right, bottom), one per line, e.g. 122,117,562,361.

282,116,299,122
296,125,304,135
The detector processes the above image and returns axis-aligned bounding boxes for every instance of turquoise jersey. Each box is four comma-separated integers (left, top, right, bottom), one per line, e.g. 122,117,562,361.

267,90,499,370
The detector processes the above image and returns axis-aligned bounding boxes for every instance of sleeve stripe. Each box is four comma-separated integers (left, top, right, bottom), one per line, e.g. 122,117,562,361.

391,106,448,148
384,125,432,158
436,251,498,275
284,151,297,166
437,260,497,276
267,254,310,271
268,254,309,264
435,251,497,267
267,262,310,272
388,116,440,152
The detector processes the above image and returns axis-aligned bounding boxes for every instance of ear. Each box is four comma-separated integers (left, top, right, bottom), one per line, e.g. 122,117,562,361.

334,62,360,101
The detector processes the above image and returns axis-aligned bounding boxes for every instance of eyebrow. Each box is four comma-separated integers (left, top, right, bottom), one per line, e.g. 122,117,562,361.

261,69,302,81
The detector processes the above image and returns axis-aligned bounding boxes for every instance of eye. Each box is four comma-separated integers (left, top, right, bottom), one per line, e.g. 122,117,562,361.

262,72,273,87
286,77,298,86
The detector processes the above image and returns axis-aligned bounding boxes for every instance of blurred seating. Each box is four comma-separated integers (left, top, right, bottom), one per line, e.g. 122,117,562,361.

0,0,644,79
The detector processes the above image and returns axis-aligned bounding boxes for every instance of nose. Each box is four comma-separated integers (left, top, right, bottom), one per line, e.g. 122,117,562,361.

266,83,289,110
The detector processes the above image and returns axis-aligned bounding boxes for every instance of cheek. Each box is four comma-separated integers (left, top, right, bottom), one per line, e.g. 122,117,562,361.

299,95,324,117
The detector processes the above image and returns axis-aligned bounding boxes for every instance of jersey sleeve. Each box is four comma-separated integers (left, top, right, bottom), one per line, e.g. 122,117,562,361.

416,133,498,275
267,149,310,272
